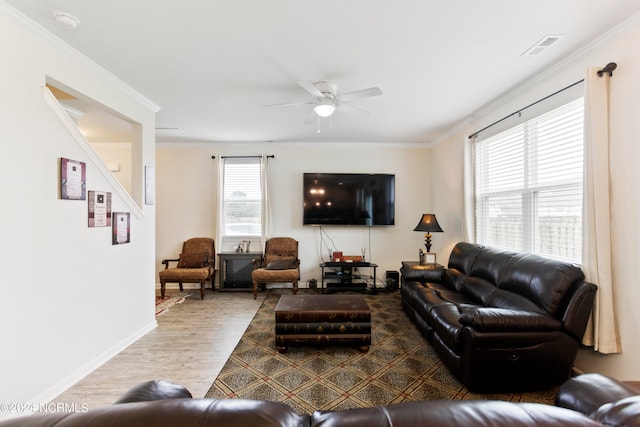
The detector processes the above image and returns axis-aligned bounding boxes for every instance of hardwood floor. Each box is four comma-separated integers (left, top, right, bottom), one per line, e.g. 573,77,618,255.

51,290,266,409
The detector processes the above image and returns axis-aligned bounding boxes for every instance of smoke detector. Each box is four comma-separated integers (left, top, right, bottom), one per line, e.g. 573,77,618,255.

53,11,80,30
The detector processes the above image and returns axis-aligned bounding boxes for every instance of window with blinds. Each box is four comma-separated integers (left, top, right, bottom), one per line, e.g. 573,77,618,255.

221,157,262,237
473,97,584,263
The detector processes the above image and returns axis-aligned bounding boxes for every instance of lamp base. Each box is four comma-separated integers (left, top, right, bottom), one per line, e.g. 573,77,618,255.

424,233,433,253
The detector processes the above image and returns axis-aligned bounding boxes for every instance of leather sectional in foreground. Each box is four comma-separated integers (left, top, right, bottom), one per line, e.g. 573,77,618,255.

1,374,639,426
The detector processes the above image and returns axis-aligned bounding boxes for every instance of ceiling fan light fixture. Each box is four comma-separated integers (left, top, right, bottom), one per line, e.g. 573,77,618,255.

314,102,335,118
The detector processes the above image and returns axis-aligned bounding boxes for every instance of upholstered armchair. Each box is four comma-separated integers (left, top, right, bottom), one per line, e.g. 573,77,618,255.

159,237,216,300
251,237,300,299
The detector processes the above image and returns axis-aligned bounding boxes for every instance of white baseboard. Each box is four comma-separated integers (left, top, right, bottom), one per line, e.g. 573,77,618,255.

29,320,157,409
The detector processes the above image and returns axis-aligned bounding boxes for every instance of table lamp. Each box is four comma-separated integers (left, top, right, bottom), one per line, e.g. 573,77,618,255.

413,214,443,264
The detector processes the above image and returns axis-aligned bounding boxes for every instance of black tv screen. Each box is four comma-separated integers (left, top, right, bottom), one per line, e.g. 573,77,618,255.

303,173,395,226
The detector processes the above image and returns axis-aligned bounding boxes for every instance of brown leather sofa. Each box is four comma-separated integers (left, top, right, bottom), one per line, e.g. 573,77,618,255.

1,374,638,426
401,242,597,392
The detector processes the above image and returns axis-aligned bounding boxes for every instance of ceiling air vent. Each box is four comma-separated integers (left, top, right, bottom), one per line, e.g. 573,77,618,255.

521,34,564,57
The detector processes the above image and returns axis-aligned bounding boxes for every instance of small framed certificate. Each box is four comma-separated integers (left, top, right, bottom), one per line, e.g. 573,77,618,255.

424,253,437,264
60,157,86,200
112,212,130,245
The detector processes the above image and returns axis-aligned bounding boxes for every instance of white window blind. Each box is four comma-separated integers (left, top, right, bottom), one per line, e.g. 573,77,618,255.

473,98,584,263
221,157,262,237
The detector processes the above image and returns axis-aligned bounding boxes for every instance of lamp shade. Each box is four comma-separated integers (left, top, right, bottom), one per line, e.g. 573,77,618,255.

314,102,336,117
413,214,443,233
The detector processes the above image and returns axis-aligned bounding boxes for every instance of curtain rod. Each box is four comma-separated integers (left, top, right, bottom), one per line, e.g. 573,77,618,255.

468,62,617,140
210,155,275,159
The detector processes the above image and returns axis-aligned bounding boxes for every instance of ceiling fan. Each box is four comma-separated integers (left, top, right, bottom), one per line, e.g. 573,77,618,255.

264,81,383,122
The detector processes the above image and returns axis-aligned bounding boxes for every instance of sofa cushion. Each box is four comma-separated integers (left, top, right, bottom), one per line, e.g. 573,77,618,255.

467,247,517,286
177,253,208,268
592,395,640,427
556,373,640,416
447,241,485,275
461,277,545,313
497,253,585,316
265,260,297,270
310,400,602,427
459,308,562,332
428,303,469,353
1,399,308,427
442,268,466,292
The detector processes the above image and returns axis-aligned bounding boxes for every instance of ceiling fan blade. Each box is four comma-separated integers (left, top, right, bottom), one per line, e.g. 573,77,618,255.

337,87,382,103
297,80,324,98
336,103,370,115
263,101,312,108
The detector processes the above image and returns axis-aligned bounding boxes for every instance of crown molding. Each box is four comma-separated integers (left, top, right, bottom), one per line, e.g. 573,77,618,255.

0,1,160,113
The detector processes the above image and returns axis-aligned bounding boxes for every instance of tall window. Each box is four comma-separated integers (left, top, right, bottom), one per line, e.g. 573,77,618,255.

221,157,262,238
473,98,584,263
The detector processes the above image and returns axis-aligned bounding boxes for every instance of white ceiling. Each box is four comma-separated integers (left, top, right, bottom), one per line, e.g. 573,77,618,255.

7,1,640,144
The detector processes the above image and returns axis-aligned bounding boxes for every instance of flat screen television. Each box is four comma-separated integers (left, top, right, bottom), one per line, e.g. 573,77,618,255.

303,173,395,226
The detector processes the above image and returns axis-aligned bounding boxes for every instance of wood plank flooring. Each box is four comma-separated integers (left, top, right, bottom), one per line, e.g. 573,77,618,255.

51,290,266,409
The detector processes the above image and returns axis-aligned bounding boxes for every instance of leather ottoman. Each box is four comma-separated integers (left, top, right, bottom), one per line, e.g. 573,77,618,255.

274,294,371,353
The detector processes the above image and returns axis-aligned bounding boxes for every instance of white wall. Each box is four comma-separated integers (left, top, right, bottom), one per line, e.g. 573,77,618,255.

0,4,157,410
430,15,640,380
156,142,433,288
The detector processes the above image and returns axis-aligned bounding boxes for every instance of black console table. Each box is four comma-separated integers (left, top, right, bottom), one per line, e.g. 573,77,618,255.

320,261,378,294
218,252,262,291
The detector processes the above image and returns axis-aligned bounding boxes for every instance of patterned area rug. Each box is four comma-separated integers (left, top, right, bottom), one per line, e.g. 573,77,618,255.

155,291,191,316
206,290,557,413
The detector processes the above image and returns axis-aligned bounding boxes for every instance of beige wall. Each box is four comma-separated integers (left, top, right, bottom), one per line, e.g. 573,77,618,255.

156,142,433,288
430,16,640,380
0,4,157,409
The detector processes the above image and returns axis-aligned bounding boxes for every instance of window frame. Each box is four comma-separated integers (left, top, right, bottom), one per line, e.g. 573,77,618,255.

472,96,584,263
219,157,263,243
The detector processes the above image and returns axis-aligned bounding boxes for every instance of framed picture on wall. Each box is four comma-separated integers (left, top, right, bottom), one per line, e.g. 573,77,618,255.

88,191,112,227
60,157,86,200
112,212,130,245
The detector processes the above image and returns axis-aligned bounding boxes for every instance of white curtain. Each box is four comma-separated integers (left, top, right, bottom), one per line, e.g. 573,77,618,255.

260,155,272,245
215,156,224,252
462,135,475,242
581,67,621,353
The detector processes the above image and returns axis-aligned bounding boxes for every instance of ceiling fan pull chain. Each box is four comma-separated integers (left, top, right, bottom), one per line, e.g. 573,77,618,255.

317,115,321,133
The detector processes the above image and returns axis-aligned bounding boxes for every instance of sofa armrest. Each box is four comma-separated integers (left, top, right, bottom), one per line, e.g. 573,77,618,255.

555,373,639,416
459,308,562,332
114,380,193,404
161,258,180,269
561,281,597,341
400,264,445,284
592,396,640,427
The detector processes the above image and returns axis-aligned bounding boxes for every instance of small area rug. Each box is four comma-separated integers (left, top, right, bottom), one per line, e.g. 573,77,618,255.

155,291,191,316
206,290,557,413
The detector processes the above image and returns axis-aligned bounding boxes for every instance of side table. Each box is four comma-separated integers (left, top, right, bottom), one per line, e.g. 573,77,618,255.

218,252,262,291
400,261,445,287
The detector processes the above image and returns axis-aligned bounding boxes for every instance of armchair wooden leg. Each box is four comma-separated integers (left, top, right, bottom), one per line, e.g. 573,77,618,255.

253,280,258,300
200,281,205,300
179,283,184,292
160,281,166,299
293,280,298,295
